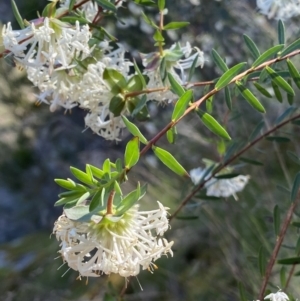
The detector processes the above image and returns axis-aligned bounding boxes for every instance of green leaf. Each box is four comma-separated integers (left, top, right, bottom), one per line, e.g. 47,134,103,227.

116,183,147,216
266,66,295,96
236,81,266,113
76,191,91,205
163,21,190,30
215,62,247,90
296,237,300,255
238,282,247,301
55,179,77,190
153,29,164,42
158,0,165,10
11,0,24,29
253,82,272,98
280,38,300,57
196,110,231,140
171,90,193,121
188,54,199,82
69,0,76,11
287,151,300,165
243,34,260,59
249,120,264,141
42,2,56,17
109,94,125,116
273,205,280,236
89,188,105,211
272,81,283,102
291,172,300,202
280,267,287,288
278,20,285,45
166,126,177,144
275,106,297,124
89,165,104,179
239,157,264,166
252,44,284,68
70,167,96,186
64,205,91,221
121,116,148,144
141,11,158,28
133,59,147,88
211,49,228,72
277,257,300,265
214,173,240,179
175,215,199,220
291,222,300,228
168,72,185,96
103,69,127,93
266,136,290,142
160,57,167,82
152,146,189,177
54,195,80,206
94,0,117,12
258,246,267,276
224,86,232,110
126,75,143,92
133,0,156,6
124,137,140,169
206,96,214,113
287,59,300,90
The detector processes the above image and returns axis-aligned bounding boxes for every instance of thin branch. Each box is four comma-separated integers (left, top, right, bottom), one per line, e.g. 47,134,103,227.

284,264,296,291
258,194,300,300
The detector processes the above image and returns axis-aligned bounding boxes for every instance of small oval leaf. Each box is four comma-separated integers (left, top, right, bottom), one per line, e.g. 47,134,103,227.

273,204,280,236
252,44,284,68
277,257,300,265
253,82,272,98
172,90,193,121
287,59,300,90
266,66,295,96
291,172,300,202
215,62,247,90
196,110,231,140
152,146,189,177
280,38,300,57
278,20,285,45
168,72,185,96
121,115,148,144
211,49,228,72
236,82,266,113
243,34,260,59
125,137,140,169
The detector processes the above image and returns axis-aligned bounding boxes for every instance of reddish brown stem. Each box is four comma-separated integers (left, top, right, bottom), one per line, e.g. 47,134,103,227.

106,190,115,214
257,195,299,300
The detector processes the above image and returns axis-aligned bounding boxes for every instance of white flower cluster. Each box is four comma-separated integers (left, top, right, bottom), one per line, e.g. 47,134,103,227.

264,290,289,301
257,0,300,20
2,16,132,140
190,167,250,199
53,202,173,277
143,42,205,103
1,2,205,140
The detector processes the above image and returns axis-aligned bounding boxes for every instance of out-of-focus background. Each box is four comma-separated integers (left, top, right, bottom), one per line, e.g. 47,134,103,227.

1,0,300,300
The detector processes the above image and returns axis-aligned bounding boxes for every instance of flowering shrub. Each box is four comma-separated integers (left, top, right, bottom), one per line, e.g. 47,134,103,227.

2,0,300,300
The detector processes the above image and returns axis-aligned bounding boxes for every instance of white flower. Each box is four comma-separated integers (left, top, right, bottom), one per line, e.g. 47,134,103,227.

190,167,250,199
53,202,173,278
264,290,289,301
257,0,300,20
142,42,204,102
